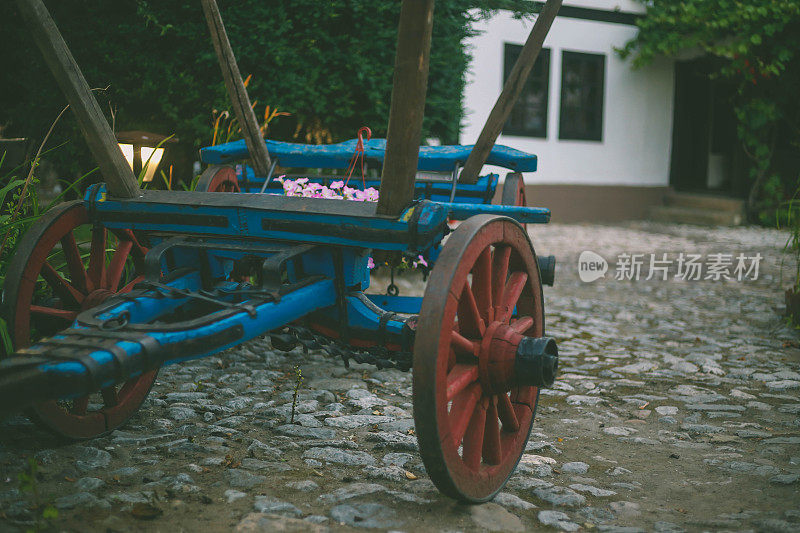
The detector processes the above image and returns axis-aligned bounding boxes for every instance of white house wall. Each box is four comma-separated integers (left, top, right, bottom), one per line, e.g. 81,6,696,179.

460,5,675,188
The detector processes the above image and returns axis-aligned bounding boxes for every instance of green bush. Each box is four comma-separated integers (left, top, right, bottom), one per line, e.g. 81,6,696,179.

0,1,535,183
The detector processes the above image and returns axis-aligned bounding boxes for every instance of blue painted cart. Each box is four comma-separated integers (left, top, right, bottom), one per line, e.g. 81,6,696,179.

1,0,561,503
1,175,558,502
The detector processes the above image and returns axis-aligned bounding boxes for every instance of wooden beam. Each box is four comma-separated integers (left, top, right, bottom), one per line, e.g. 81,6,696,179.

459,0,561,184
376,0,435,217
201,0,271,177
15,0,139,198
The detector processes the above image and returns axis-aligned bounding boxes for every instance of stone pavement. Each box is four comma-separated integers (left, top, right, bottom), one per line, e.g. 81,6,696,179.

1,221,799,532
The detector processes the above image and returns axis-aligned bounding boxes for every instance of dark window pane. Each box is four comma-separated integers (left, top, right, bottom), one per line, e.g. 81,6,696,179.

559,51,605,141
502,44,550,138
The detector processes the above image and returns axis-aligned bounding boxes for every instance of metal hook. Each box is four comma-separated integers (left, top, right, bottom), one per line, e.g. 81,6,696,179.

387,266,399,296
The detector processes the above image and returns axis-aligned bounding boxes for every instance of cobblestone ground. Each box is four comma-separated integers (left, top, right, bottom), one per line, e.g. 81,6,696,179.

1,221,799,532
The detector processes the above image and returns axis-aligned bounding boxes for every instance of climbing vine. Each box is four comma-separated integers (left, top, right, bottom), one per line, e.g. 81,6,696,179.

618,0,800,223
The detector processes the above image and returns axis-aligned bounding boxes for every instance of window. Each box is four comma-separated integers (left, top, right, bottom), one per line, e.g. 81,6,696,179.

559,51,605,141
502,43,550,138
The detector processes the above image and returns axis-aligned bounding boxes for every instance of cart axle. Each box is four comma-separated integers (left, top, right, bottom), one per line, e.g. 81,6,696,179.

515,336,559,388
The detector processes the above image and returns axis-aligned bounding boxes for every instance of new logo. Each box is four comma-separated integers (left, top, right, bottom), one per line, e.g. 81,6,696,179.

578,251,607,283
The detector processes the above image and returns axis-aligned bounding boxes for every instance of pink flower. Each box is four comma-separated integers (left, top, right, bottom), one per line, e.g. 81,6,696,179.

321,189,342,199
278,178,378,204
412,254,429,269
283,180,299,195
367,257,375,269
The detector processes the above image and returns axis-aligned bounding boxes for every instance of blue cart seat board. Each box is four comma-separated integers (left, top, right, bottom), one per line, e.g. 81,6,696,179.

200,138,538,173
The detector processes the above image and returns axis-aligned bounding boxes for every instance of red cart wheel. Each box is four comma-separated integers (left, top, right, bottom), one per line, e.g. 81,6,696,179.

501,173,526,208
413,215,545,502
196,165,240,192
501,173,527,231
1,200,157,439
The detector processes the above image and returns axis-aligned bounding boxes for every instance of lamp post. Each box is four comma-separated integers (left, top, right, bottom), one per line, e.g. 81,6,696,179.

116,131,177,183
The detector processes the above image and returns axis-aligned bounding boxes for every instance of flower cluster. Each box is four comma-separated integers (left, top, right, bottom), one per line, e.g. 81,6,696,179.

275,177,379,202
367,254,428,270
409,255,429,269
273,176,429,272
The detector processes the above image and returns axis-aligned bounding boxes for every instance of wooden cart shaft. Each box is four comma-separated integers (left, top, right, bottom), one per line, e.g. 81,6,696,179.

201,0,272,177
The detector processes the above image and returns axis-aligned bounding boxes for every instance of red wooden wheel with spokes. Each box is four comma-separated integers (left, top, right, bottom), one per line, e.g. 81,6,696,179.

196,165,240,192
1,200,157,439
501,173,527,208
413,214,545,502
501,173,527,230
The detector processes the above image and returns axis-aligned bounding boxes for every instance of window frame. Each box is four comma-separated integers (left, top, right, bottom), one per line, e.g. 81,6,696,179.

501,43,551,139
558,50,606,142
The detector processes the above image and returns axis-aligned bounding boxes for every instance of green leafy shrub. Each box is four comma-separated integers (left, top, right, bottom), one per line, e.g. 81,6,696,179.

0,140,92,352
18,457,59,532
0,1,536,183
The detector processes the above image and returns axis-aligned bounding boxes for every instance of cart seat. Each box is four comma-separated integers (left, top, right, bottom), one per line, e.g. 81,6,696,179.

200,138,537,173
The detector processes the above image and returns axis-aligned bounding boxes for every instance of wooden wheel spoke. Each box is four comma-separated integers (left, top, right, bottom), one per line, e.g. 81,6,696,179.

70,397,89,416
511,385,536,407
40,262,84,306
497,271,528,323
451,331,477,357
106,240,133,291
458,283,485,337
447,347,457,371
30,305,77,321
101,386,119,408
473,248,493,321
462,400,487,470
483,397,502,465
87,226,107,288
112,229,147,261
497,392,520,432
491,245,511,306
449,382,482,448
118,276,144,294
446,364,479,402
61,231,89,292
510,316,534,334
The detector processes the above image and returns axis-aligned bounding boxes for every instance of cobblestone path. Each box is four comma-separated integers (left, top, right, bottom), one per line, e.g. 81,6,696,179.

1,222,798,532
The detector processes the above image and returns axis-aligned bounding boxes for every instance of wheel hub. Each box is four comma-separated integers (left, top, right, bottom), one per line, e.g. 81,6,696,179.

477,321,523,394
478,322,558,393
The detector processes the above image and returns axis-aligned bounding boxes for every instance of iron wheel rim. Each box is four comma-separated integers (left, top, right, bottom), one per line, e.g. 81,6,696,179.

1,201,157,439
